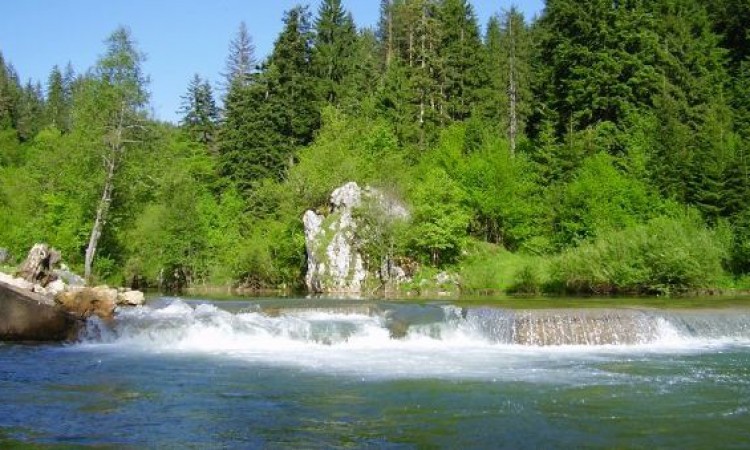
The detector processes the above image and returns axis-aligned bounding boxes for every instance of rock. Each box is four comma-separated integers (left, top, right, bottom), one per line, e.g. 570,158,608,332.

435,271,459,286
46,279,67,297
303,182,409,295
116,289,145,306
54,286,117,320
0,248,9,264
0,271,35,293
330,181,362,209
53,267,85,287
0,281,81,341
17,243,61,286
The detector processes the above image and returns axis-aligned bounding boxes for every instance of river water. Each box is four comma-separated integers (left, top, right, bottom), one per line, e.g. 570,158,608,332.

1,297,749,448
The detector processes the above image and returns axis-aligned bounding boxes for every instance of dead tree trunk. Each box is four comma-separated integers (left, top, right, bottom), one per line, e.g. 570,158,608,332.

17,243,61,286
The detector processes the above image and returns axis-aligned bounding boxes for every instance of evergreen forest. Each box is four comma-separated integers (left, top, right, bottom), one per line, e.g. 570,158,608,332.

2,0,750,295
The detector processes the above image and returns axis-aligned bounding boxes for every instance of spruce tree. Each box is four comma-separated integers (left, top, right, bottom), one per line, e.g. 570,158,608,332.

46,65,70,132
312,0,357,105
222,21,256,90
219,6,319,192
15,80,45,141
437,0,484,123
179,74,219,145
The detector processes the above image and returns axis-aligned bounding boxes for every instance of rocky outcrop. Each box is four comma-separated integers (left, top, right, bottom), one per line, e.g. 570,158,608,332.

0,281,80,341
0,244,146,341
303,182,410,295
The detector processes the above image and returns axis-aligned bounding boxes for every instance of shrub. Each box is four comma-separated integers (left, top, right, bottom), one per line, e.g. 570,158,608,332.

547,212,729,295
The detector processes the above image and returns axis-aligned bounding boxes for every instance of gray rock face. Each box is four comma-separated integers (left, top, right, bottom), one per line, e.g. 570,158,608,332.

303,182,409,295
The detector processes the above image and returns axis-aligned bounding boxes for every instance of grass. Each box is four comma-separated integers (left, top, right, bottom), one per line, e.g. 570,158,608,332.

458,241,548,294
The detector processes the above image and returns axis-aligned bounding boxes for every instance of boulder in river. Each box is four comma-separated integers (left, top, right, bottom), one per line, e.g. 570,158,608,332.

54,286,118,320
0,281,80,341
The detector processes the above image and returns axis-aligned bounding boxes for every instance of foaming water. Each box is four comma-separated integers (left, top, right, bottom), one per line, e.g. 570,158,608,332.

5,298,750,448
72,299,750,380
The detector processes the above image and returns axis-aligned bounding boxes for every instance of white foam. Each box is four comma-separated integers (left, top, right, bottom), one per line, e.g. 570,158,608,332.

73,300,750,380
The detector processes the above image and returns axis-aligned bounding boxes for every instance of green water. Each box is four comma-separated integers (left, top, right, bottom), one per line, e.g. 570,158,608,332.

1,297,749,448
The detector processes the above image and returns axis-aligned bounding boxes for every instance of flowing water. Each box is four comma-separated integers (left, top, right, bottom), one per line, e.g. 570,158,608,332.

2,297,750,448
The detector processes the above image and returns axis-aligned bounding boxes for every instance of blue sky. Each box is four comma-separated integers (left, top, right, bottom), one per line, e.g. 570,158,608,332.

0,1,544,123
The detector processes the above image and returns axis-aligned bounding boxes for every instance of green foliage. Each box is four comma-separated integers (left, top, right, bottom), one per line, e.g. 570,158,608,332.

406,165,470,266
552,152,661,248
3,1,750,294
287,107,405,209
547,213,729,295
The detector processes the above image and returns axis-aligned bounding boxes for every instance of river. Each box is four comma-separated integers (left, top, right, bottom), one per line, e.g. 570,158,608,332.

1,296,749,448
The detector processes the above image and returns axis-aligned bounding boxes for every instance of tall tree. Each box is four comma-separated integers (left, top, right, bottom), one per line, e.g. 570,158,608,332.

82,26,150,280
219,6,319,192
312,0,357,105
179,74,219,145
222,21,256,90
46,65,71,132
480,9,533,154
437,0,484,123
14,80,45,141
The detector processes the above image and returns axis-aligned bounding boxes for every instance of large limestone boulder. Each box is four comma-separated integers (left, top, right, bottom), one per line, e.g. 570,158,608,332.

303,182,409,295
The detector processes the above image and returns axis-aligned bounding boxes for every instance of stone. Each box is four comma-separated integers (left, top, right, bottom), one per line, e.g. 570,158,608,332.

46,279,67,297
116,289,145,306
53,268,85,287
0,271,35,293
302,182,409,295
54,286,117,320
330,181,362,209
0,281,80,341
0,248,9,264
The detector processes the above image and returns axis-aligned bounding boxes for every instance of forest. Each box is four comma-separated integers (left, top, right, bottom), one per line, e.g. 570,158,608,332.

1,0,749,295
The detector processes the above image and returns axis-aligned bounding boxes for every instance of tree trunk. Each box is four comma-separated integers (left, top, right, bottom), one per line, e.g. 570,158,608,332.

84,152,117,281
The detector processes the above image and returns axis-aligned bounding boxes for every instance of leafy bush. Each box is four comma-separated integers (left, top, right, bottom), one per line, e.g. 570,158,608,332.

547,212,729,295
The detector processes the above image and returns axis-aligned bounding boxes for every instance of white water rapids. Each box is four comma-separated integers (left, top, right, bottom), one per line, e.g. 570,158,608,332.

75,299,750,380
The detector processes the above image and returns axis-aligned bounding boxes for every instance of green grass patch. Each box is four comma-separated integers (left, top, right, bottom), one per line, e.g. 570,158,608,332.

458,241,548,294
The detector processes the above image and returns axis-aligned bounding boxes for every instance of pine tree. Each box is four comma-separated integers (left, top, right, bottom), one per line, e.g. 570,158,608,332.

179,74,219,145
437,0,484,123
479,9,533,154
222,22,256,90
219,6,319,192
15,80,45,141
312,0,357,105
0,56,23,134
46,65,71,132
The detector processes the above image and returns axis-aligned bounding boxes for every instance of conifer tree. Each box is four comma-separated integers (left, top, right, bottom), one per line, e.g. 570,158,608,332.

437,0,484,123
312,0,357,105
222,21,256,90
15,80,45,141
46,65,70,132
219,6,319,192
179,74,219,145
